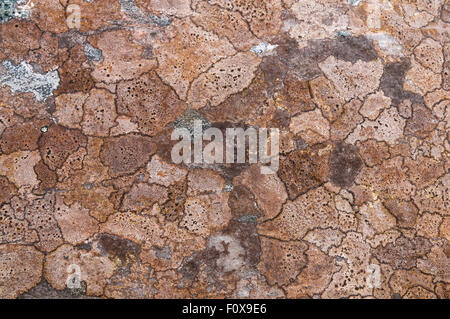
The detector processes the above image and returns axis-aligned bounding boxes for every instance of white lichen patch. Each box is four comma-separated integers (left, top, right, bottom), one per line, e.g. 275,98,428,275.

0,60,60,101
250,42,278,56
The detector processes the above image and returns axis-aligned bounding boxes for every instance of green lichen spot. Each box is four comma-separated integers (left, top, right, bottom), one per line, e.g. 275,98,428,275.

0,0,30,24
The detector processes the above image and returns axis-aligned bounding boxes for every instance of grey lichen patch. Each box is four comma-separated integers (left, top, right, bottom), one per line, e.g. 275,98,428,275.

83,182,94,190
0,60,60,101
237,214,258,224
118,0,171,26
84,43,103,63
0,0,31,24
153,245,171,260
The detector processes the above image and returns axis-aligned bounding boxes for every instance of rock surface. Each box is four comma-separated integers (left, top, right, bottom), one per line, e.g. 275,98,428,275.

0,0,448,299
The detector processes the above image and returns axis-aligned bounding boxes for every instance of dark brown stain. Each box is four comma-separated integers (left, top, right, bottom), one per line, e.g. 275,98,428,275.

379,58,424,107
228,185,263,220
328,141,362,188
38,125,87,171
278,144,330,199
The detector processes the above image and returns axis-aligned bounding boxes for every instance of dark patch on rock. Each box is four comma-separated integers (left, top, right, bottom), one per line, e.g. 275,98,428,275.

55,45,94,94
57,31,86,50
151,125,179,164
0,175,17,205
327,35,379,63
225,220,261,268
274,34,379,81
38,125,87,171
153,244,171,260
181,220,261,281
259,56,287,94
383,199,418,228
404,104,438,138
294,136,308,150
205,220,261,274
442,1,450,23
18,278,95,299
179,254,202,280
268,108,291,130
45,96,56,115
328,141,362,188
220,163,249,184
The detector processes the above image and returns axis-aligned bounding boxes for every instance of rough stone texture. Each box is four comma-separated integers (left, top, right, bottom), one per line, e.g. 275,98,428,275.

0,245,44,298
0,0,448,300
328,141,363,189
116,71,186,136
153,18,236,100
38,125,87,171
89,30,157,84
278,144,330,199
187,52,261,109
81,88,117,137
